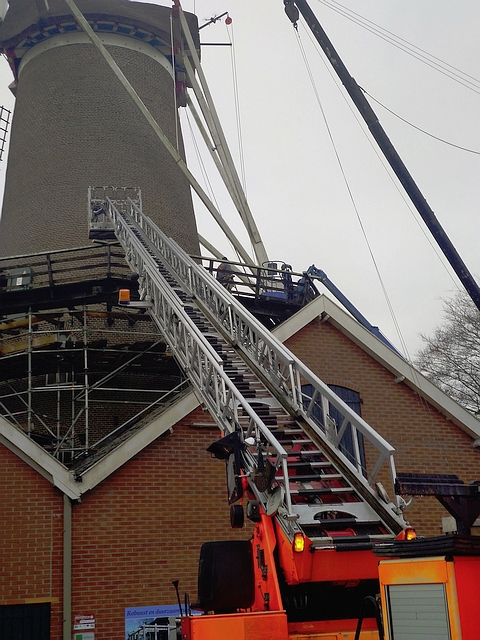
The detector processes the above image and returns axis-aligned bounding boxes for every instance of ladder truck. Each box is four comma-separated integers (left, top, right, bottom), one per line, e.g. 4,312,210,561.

90,190,480,640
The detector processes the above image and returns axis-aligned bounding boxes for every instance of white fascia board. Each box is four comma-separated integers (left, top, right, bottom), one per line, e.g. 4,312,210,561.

0,391,201,498
273,294,480,441
272,296,328,343
0,415,81,499
79,390,200,492
320,296,480,439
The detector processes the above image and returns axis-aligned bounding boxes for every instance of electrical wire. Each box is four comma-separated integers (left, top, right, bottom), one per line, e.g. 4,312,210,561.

184,110,221,214
295,24,446,376
226,20,248,194
322,0,480,86
224,19,258,260
184,109,246,263
300,21,461,293
295,20,459,413
315,0,480,95
361,89,480,155
295,30,403,344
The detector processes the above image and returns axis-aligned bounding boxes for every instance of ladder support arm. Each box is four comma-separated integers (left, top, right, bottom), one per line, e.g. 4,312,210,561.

65,0,255,266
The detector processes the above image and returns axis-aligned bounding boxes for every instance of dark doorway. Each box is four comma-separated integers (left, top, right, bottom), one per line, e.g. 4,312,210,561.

0,602,50,640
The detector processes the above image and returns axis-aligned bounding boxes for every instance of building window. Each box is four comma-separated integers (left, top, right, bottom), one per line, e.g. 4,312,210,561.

302,384,366,474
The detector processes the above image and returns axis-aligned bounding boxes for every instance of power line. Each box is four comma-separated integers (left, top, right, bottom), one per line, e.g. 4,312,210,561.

316,0,480,95
296,28,415,360
362,89,480,155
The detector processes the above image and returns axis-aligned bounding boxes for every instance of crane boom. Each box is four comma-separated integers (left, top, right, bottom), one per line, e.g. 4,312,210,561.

286,0,480,313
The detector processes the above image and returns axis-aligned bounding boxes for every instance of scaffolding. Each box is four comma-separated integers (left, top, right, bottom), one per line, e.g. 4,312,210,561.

0,239,318,468
0,245,187,468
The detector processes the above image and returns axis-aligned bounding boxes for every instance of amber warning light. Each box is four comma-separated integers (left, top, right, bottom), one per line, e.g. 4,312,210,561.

118,289,131,305
396,527,417,541
117,290,151,309
293,532,305,553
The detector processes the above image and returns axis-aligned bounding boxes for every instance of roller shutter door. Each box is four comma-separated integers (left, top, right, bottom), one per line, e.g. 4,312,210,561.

386,583,451,640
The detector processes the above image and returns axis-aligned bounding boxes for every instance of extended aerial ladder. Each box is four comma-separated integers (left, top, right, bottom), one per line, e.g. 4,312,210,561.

91,190,406,548
88,191,420,638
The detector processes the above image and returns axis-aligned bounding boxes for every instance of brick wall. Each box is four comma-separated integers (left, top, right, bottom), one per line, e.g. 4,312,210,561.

1,408,252,640
284,317,480,535
71,407,251,640
3,314,480,638
0,40,199,257
0,444,64,638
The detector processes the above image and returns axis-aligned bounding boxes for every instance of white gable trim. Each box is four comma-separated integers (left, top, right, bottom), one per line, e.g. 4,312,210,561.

79,390,200,491
0,415,81,499
273,295,329,344
0,390,200,497
273,295,480,440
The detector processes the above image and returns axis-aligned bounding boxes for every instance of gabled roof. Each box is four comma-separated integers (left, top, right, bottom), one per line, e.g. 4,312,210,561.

0,390,200,499
2,291,479,497
273,294,480,441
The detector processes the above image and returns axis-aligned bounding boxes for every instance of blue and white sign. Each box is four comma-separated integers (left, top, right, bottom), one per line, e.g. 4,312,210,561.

124,605,181,640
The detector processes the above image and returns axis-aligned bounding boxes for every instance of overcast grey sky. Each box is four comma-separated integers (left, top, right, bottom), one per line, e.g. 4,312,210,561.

0,0,478,357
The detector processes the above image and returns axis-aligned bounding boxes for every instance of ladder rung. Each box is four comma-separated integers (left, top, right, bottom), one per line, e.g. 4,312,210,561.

285,460,332,468
291,486,353,495
278,473,343,482
294,450,327,456
270,428,305,436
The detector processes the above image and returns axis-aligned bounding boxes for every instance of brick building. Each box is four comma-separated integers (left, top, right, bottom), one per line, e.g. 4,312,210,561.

1,2,479,639
2,291,480,639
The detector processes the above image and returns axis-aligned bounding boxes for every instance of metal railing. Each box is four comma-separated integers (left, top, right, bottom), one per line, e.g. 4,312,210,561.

0,244,130,293
103,195,295,515
101,194,403,520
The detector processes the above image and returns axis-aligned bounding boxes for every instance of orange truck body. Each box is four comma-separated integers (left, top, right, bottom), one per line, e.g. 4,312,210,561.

182,513,384,640
181,510,480,640
379,555,480,640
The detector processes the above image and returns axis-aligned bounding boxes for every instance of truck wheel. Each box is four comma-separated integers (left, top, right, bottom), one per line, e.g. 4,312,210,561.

230,504,244,528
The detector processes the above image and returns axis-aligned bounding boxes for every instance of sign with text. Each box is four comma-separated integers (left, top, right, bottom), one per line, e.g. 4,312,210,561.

74,633,94,640
74,614,96,631
124,605,181,640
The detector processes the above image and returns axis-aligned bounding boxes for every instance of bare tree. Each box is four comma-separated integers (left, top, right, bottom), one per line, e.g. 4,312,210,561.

415,290,480,415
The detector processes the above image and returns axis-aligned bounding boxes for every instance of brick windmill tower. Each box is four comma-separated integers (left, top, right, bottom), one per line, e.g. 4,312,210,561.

0,0,202,461
0,0,200,257
0,3,268,634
